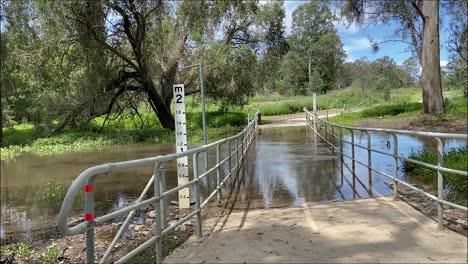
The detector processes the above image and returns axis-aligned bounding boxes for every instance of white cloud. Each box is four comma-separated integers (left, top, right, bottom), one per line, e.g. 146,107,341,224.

343,38,372,54
440,60,448,67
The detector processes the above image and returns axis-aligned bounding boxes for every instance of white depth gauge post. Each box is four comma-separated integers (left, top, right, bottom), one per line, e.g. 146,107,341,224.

173,84,190,208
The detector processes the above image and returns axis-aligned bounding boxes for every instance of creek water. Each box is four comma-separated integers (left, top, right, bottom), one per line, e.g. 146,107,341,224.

1,126,466,241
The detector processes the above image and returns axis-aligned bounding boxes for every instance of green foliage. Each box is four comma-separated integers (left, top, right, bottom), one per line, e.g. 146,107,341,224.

404,148,468,191
360,103,422,117
443,97,468,118
41,242,61,263
330,94,467,126
277,1,344,95
0,242,32,257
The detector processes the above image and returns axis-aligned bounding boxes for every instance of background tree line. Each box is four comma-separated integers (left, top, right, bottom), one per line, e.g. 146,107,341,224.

0,0,466,145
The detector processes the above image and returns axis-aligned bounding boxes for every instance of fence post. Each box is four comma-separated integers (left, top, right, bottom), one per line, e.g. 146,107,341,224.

154,163,163,264
192,153,203,237
339,127,344,183
216,144,221,203
331,125,335,147
364,131,372,195
391,133,399,201
159,164,167,229
228,140,232,181
85,177,96,264
323,122,328,145
350,129,356,193
436,138,444,231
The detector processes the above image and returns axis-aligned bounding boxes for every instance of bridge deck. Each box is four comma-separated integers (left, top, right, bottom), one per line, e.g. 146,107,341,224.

165,197,467,263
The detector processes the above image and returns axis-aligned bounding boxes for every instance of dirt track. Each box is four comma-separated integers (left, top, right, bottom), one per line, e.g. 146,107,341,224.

165,197,467,263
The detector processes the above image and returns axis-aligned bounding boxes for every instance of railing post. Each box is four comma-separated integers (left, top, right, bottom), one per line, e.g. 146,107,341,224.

350,129,356,186
390,133,399,201
228,140,232,180
159,164,167,229
436,137,444,231
85,177,96,264
153,163,163,264
339,127,344,183
323,122,328,145
364,131,372,195
331,124,335,147
216,144,221,203
192,153,203,237
241,132,244,157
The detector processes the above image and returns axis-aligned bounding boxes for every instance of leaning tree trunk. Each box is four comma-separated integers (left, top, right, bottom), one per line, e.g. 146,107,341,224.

145,79,175,130
421,0,444,115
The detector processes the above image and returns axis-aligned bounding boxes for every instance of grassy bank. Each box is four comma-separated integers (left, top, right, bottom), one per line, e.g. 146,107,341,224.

329,96,467,128
2,87,464,160
404,148,468,192
243,87,422,116
1,111,246,160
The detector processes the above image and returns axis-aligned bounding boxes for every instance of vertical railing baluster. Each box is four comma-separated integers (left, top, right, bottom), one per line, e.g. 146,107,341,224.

192,153,203,237
154,163,163,264
85,177,96,264
390,133,399,200
350,129,356,193
436,137,444,230
339,127,344,184
216,144,221,202
363,131,372,196
331,124,335,147
324,122,328,144
228,140,232,181
159,164,167,229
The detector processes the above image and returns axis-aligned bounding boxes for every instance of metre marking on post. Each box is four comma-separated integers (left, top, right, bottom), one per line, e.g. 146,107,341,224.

173,84,190,208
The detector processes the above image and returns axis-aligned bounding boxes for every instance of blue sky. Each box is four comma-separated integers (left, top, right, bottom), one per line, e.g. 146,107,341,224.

281,0,451,67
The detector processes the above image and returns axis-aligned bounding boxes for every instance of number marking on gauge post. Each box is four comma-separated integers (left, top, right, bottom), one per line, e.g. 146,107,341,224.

173,84,190,208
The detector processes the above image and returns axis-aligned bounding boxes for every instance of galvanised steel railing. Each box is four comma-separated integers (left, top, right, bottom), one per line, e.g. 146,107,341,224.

58,111,259,264
304,108,467,230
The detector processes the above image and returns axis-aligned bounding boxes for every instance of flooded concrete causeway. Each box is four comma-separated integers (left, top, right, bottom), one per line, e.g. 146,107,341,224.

1,125,466,242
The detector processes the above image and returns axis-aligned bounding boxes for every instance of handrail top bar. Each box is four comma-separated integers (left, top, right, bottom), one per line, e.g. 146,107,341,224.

304,108,468,140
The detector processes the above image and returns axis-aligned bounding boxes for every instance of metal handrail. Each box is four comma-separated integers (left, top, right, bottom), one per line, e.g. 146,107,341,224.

58,111,259,263
304,108,467,231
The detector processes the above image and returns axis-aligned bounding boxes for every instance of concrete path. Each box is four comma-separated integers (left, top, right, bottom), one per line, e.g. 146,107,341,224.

165,197,467,263
259,108,364,128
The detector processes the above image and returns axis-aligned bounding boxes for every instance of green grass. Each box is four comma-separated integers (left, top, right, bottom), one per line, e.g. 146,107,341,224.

0,242,32,258
2,87,464,160
404,148,468,192
41,242,61,263
242,87,423,116
1,110,247,160
329,96,467,126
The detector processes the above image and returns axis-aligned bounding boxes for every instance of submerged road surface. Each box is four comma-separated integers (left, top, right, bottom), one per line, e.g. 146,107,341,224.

165,197,467,263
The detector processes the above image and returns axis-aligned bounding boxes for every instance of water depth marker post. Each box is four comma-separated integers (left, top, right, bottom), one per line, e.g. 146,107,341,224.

173,84,190,208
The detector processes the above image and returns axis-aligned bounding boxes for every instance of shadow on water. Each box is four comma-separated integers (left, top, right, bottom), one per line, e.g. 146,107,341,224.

1,126,466,242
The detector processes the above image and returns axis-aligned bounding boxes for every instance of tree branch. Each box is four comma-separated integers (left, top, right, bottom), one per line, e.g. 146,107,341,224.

410,0,425,21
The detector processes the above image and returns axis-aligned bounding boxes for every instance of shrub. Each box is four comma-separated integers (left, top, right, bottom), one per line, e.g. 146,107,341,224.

404,147,468,191
361,102,422,118
41,242,61,263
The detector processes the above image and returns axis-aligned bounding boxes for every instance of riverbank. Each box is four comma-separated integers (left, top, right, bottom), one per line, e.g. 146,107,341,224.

1,87,431,161
329,97,467,133
1,111,247,161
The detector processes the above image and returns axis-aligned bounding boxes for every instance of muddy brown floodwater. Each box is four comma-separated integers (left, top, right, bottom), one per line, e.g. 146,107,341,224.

1,126,466,242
